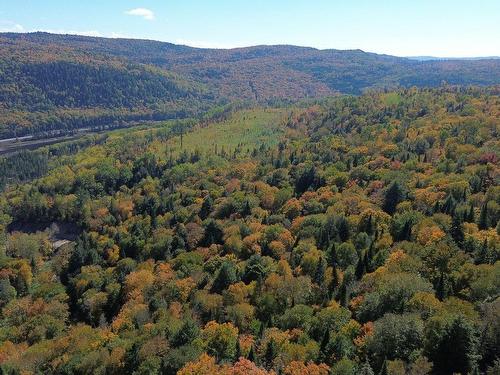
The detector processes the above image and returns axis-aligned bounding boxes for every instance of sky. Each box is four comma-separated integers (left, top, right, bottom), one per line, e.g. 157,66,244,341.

0,0,499,57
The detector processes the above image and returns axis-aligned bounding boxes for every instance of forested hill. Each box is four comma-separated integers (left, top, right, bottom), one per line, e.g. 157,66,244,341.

1,32,500,137
0,87,499,374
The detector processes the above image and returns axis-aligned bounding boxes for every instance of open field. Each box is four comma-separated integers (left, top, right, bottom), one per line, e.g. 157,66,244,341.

162,108,289,156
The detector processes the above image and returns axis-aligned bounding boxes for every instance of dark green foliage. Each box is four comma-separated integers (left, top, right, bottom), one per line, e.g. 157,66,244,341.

172,319,200,347
199,195,213,220
425,315,479,375
367,314,424,367
202,219,224,246
450,213,465,247
211,261,238,293
382,181,405,214
265,338,278,368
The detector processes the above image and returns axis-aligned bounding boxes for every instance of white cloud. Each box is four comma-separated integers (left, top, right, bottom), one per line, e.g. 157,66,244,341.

0,20,25,33
125,8,155,21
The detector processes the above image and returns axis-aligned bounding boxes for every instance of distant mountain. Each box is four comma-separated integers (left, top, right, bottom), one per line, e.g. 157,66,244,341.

407,56,500,61
1,32,499,137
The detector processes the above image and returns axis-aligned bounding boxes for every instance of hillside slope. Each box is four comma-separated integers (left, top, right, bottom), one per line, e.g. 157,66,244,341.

0,87,498,374
1,32,500,137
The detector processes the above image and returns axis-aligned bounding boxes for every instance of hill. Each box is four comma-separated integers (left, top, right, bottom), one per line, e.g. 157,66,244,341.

1,32,499,137
0,87,499,374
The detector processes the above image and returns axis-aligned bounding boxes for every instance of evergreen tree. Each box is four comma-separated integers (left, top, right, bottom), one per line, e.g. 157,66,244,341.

429,316,479,375
234,339,241,361
383,181,405,214
318,330,330,363
478,203,489,230
327,243,337,267
364,247,373,273
329,266,340,299
436,272,447,301
314,257,326,285
359,361,375,375
199,195,213,220
355,253,366,280
337,216,350,242
248,345,256,362
265,338,278,368
475,239,490,264
366,214,375,236
400,219,413,241
450,213,465,247
202,219,224,246
242,200,252,217
466,204,475,223
441,194,456,215
211,261,238,293
378,359,388,375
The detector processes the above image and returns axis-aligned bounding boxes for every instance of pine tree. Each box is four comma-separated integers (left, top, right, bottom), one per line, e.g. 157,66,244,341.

466,204,475,223
337,280,350,307
364,247,372,273
258,320,266,338
242,199,252,217
450,213,465,248
441,194,456,215
431,315,479,374
476,239,490,264
265,338,278,368
234,339,241,361
314,257,326,285
337,216,350,242
327,243,337,267
199,195,213,220
329,266,340,299
478,203,488,230
211,261,238,293
248,345,256,362
318,330,330,363
359,361,375,375
378,359,388,375
433,200,441,214
382,181,405,214
400,219,412,241
436,272,448,300
355,253,366,280
361,214,374,235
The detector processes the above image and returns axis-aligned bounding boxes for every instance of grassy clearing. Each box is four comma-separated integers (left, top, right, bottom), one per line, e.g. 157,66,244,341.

382,92,402,106
163,108,288,156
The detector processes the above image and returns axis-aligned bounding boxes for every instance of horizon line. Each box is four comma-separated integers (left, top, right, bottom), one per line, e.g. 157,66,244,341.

2,30,500,60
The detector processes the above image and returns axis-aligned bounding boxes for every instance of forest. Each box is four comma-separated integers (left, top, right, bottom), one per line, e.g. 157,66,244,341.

1,32,500,137
0,87,498,374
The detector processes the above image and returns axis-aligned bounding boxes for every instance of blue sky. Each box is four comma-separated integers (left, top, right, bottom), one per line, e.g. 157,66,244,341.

0,0,498,57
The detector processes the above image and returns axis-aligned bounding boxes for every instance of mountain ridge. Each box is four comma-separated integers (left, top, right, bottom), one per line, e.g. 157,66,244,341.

1,32,499,138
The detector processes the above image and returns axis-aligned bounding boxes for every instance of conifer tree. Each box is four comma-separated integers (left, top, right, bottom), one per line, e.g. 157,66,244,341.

383,181,405,214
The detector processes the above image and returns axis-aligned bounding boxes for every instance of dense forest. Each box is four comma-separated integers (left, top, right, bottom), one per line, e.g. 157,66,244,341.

0,87,498,374
1,32,500,137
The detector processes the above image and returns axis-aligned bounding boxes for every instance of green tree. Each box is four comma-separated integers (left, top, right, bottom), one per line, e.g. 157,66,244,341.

425,315,479,375
450,213,464,247
383,181,405,215
367,313,424,367
211,261,238,293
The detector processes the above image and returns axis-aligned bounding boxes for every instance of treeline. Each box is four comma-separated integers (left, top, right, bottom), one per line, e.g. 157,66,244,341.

1,32,500,137
0,134,109,190
0,58,214,138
